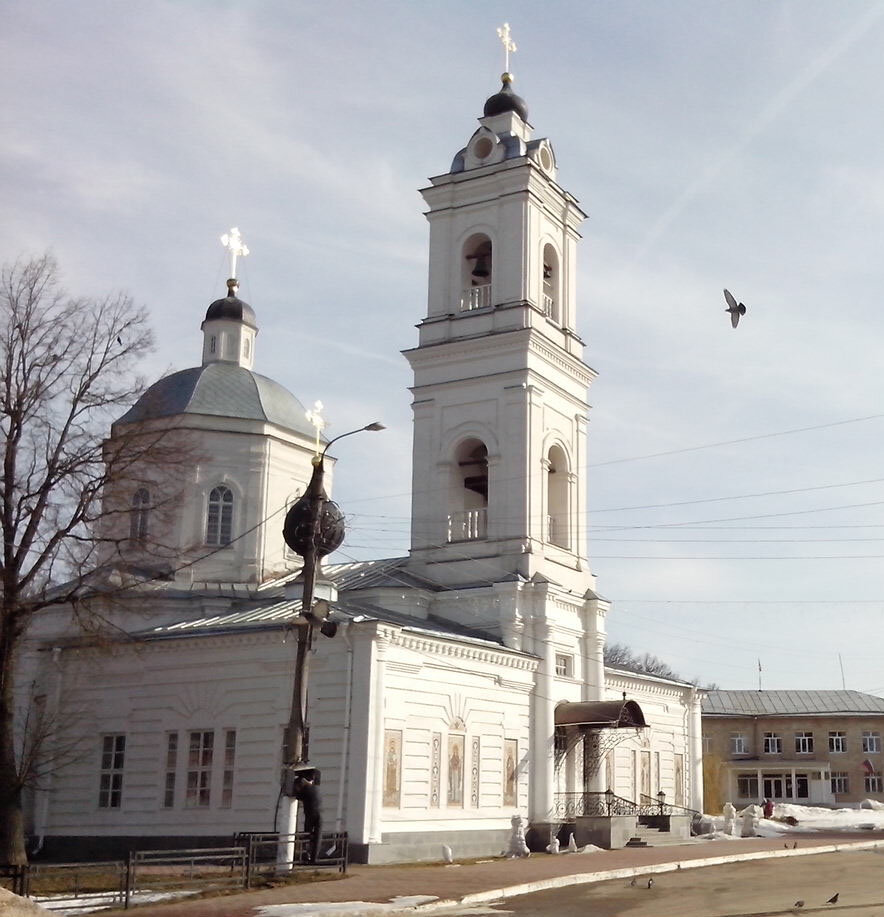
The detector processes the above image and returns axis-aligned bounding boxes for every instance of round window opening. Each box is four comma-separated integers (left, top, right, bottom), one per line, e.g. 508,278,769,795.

540,147,553,171
473,137,494,159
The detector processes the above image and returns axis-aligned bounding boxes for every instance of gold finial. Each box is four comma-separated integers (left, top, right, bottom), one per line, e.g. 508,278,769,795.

496,22,517,74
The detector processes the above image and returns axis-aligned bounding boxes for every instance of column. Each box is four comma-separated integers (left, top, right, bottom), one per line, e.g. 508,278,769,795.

530,621,555,821
689,689,705,811
367,635,389,844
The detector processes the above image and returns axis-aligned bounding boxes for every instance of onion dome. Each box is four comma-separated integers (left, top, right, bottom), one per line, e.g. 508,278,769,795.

483,72,528,122
203,278,257,330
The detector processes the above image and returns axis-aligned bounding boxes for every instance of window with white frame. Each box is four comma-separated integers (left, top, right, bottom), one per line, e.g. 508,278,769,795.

702,735,712,754
163,732,178,808
864,771,883,793
99,735,125,808
828,731,847,753
831,772,849,794
186,730,214,807
554,653,573,677
763,732,782,754
221,729,236,808
795,732,814,754
730,733,749,755
862,731,881,753
206,486,234,546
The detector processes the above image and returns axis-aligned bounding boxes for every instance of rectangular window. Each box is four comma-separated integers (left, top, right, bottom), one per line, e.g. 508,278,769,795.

730,733,749,755
828,732,847,753
99,735,125,808
864,772,883,793
221,730,236,808
736,774,758,798
763,733,782,755
186,730,214,807
163,732,178,808
554,654,573,677
862,731,881,754
831,772,849,794
702,735,712,754
795,732,814,754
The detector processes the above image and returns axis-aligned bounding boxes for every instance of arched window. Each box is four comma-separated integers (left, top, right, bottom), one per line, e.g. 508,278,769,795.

460,234,493,312
206,485,234,546
130,488,150,541
546,445,569,548
542,243,560,323
209,335,217,355
447,439,488,542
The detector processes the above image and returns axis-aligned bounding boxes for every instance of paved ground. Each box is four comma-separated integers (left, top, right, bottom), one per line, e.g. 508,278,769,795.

434,849,884,916
105,832,884,917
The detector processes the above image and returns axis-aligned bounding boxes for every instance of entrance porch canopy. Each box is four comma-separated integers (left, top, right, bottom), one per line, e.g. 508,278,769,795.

555,699,647,729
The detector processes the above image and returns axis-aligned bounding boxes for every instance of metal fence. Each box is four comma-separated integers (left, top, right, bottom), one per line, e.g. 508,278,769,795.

1,832,347,912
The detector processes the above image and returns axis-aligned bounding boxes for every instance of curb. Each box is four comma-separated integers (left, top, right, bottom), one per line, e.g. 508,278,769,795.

405,839,884,913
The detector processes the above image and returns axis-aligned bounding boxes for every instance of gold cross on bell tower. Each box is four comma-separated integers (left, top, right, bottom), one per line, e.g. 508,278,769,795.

496,22,517,74
220,227,250,281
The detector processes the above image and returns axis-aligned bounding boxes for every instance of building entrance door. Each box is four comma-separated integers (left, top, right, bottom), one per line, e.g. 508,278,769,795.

763,775,785,798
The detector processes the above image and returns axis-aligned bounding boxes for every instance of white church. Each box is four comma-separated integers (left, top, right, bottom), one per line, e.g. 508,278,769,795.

21,66,704,864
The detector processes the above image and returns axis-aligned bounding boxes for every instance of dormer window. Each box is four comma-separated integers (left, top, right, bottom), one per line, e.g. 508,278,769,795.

206,485,234,546
130,488,150,541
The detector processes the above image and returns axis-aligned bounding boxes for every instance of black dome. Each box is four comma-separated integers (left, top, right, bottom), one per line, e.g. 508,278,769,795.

204,294,257,330
483,74,528,122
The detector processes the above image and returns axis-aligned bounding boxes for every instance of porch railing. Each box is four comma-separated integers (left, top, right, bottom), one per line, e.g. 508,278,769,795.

553,791,698,820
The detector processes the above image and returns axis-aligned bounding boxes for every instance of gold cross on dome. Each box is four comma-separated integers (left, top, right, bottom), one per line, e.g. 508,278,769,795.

497,22,517,73
220,227,250,279
305,400,326,456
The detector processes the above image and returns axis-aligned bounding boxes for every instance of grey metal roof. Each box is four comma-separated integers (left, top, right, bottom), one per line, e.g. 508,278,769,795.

703,690,884,716
114,363,315,436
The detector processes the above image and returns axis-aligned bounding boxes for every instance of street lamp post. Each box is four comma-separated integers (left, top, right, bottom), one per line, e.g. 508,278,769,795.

281,419,385,778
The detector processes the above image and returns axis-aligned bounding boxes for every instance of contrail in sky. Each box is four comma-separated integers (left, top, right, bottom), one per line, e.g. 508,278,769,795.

633,2,884,261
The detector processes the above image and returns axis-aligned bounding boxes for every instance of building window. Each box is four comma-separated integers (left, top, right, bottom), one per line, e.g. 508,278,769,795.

864,772,883,793
546,445,570,548
730,733,749,755
554,653,573,677
831,772,849,794
702,735,712,754
763,733,782,754
99,735,125,808
221,729,236,808
795,732,814,754
186,730,214,807
828,732,847,754
862,731,881,754
130,488,150,541
206,486,234,546
209,335,216,354
736,774,758,798
163,732,178,808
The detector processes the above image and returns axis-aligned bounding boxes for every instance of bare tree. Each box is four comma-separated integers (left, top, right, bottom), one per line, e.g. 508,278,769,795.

0,254,185,864
603,641,684,682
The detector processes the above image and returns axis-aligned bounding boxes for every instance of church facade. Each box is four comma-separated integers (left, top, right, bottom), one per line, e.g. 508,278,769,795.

21,72,703,864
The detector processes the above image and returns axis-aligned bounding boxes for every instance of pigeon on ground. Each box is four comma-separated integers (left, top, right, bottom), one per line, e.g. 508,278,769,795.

647,878,654,889
723,289,747,328
794,901,805,909
442,845,454,863
793,841,799,849
826,893,839,904
629,876,637,886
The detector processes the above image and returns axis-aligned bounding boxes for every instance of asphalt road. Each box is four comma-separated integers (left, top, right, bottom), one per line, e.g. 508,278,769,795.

436,850,884,917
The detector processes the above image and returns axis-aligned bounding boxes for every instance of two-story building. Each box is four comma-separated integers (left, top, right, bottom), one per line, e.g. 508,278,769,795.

702,690,884,811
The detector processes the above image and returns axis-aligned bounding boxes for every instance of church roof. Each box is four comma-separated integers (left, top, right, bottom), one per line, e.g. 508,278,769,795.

203,293,257,330
483,73,528,121
703,689,884,716
114,362,315,436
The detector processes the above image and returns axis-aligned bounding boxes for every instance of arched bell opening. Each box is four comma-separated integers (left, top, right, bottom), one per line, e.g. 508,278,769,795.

546,443,570,548
541,243,560,323
447,438,488,542
460,234,493,312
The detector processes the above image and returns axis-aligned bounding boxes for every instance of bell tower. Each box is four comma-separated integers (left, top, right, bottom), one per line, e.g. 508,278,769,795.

404,71,597,595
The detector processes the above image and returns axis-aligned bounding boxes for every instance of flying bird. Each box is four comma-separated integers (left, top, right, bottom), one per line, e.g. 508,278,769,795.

723,289,747,328
826,893,839,904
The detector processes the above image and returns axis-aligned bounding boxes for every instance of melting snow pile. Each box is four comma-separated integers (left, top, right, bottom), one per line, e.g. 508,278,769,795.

704,800,884,838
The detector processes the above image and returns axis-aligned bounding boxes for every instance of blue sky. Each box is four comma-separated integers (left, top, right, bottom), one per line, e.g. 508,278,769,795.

4,1,884,692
